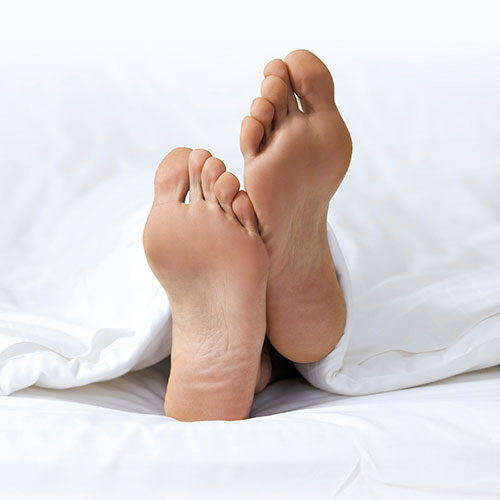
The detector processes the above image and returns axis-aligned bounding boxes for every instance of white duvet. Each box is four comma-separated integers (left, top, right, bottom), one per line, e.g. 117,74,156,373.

1,3,499,397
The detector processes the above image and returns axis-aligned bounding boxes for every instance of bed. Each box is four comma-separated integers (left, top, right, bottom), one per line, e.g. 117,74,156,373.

1,1,499,498
1,363,499,499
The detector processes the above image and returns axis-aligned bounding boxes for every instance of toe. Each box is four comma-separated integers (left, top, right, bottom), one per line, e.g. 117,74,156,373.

260,75,288,126
240,116,264,159
188,149,212,201
232,191,259,234
201,157,226,202
250,97,274,141
263,58,299,113
153,147,191,203
284,49,335,113
214,171,240,216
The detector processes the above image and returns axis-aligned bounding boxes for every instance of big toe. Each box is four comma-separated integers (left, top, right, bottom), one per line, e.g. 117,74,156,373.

284,50,336,113
153,147,191,202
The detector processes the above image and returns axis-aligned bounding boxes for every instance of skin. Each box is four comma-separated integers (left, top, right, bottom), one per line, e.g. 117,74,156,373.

143,50,352,421
241,50,352,364
143,148,269,421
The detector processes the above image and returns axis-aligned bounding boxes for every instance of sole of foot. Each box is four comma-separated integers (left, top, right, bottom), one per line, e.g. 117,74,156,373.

143,147,270,421
241,49,352,364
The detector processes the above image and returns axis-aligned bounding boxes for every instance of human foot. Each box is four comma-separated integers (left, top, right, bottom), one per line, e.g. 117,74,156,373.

240,50,352,364
143,147,269,421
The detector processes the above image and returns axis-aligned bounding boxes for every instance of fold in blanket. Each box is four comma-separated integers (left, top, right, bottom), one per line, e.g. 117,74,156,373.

1,193,499,396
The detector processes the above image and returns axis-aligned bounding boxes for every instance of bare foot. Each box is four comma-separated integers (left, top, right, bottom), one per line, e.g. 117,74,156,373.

143,147,269,421
240,50,352,364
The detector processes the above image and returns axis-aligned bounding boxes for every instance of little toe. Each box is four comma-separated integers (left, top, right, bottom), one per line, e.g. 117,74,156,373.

188,149,212,201
250,97,274,141
153,147,191,203
260,75,288,126
214,171,240,216
201,157,226,202
263,58,299,113
240,115,265,159
232,191,259,235
284,49,336,113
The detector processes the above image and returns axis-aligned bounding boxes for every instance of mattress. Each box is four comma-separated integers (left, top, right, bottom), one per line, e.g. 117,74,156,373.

1,364,499,499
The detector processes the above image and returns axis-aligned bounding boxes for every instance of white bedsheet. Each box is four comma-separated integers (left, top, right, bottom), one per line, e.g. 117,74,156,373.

1,363,499,499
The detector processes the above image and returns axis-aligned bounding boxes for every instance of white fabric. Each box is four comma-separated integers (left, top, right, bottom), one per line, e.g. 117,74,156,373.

1,2,499,397
1,363,499,499
296,224,500,395
0,184,172,395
